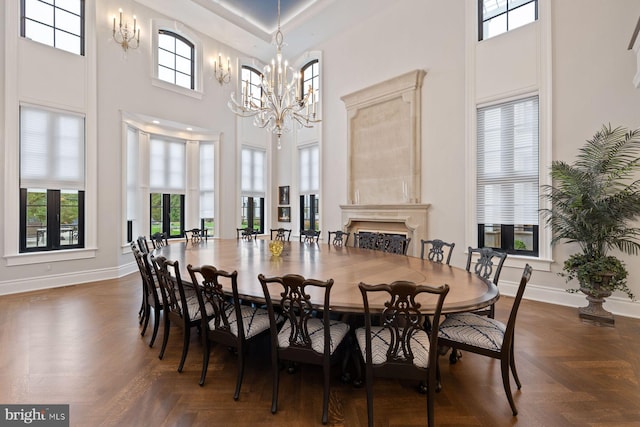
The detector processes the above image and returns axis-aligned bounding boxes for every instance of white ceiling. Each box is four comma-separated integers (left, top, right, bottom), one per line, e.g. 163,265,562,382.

135,0,392,60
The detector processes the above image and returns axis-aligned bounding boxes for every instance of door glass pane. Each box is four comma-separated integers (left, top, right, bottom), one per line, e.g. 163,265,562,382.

514,224,534,251
483,224,501,248
150,193,162,235
59,190,79,246
314,197,320,231
26,189,47,249
240,196,249,228
253,198,262,231
169,194,182,237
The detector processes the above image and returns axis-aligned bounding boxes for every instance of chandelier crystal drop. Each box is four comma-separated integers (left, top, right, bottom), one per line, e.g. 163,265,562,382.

228,0,320,149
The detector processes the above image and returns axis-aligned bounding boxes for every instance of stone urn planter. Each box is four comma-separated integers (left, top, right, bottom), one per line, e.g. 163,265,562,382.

578,274,614,326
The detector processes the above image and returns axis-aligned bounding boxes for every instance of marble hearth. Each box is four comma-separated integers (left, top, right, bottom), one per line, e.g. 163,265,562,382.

340,204,430,257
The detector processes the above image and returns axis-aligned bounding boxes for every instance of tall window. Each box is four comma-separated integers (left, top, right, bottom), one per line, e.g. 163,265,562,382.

199,142,215,235
19,105,85,252
300,59,320,105
479,0,537,41
476,96,539,256
21,0,84,55
149,136,185,237
241,66,263,109
299,144,319,231
126,127,139,242
158,30,194,90
241,147,265,233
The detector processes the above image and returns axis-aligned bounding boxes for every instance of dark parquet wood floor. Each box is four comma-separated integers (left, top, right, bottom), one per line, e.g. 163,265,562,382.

1,272,640,426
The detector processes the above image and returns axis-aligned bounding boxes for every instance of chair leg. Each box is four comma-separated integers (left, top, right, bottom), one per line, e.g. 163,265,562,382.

427,376,435,427
149,307,160,347
449,347,460,364
159,315,170,360
178,326,191,372
322,364,330,424
199,340,210,386
501,356,518,416
234,346,245,400
140,302,151,337
365,364,374,427
271,355,279,414
509,341,522,389
138,291,145,324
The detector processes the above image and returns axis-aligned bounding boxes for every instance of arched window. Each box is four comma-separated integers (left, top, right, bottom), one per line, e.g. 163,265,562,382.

300,59,319,104
158,30,194,89
241,66,263,109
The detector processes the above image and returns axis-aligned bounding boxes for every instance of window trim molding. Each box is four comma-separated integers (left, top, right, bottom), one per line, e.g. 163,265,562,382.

465,0,552,271
151,19,203,97
20,0,86,56
4,0,98,266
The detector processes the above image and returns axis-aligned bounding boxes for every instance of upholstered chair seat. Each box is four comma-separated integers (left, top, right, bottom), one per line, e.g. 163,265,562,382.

277,318,349,354
439,312,506,352
355,327,430,368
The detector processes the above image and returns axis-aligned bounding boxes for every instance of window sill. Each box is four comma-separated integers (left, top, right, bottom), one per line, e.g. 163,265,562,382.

151,78,203,99
466,250,553,272
4,248,97,266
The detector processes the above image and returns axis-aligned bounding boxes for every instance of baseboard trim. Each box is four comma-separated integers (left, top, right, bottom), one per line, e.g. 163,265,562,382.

499,279,640,319
0,262,137,296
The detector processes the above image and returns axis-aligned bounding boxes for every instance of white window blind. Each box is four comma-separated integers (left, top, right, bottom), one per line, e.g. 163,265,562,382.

299,144,319,194
20,105,85,190
199,142,214,218
241,147,265,195
477,96,539,225
126,127,139,221
149,136,185,193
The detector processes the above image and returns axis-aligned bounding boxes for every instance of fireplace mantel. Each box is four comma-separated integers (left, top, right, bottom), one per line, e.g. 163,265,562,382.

340,204,430,257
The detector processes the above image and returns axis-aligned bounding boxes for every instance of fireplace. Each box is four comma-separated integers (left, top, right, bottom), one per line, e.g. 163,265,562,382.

340,204,430,257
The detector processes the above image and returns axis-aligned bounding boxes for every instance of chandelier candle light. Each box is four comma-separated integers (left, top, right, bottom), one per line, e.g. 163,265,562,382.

112,8,140,51
228,0,320,149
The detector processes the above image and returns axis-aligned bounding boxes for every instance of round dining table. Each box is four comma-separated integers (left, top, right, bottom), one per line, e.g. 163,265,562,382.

153,238,499,315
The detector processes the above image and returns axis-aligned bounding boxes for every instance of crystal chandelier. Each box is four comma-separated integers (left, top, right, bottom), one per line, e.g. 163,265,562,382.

228,0,320,148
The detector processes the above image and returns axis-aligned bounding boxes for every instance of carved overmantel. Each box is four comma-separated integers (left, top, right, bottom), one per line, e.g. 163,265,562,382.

629,16,640,88
340,204,430,257
341,70,426,204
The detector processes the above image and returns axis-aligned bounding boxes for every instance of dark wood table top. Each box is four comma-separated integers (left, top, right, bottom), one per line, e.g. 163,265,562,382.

154,238,499,315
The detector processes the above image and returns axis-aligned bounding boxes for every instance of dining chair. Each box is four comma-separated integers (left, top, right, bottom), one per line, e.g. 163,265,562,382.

438,264,533,416
258,273,350,425
131,243,163,348
151,254,212,372
383,235,411,255
420,239,455,265
137,235,150,254
184,227,206,242
187,264,275,399
356,280,450,427
236,227,257,240
134,237,150,323
300,229,321,243
446,246,508,364
327,230,350,247
150,231,168,249
270,228,291,241
465,246,508,319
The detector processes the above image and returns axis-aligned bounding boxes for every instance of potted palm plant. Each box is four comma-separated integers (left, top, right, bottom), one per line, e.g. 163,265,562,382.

541,125,640,325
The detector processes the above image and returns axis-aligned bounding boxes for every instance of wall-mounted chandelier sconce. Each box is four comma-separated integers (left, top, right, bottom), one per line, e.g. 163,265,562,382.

112,8,140,51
